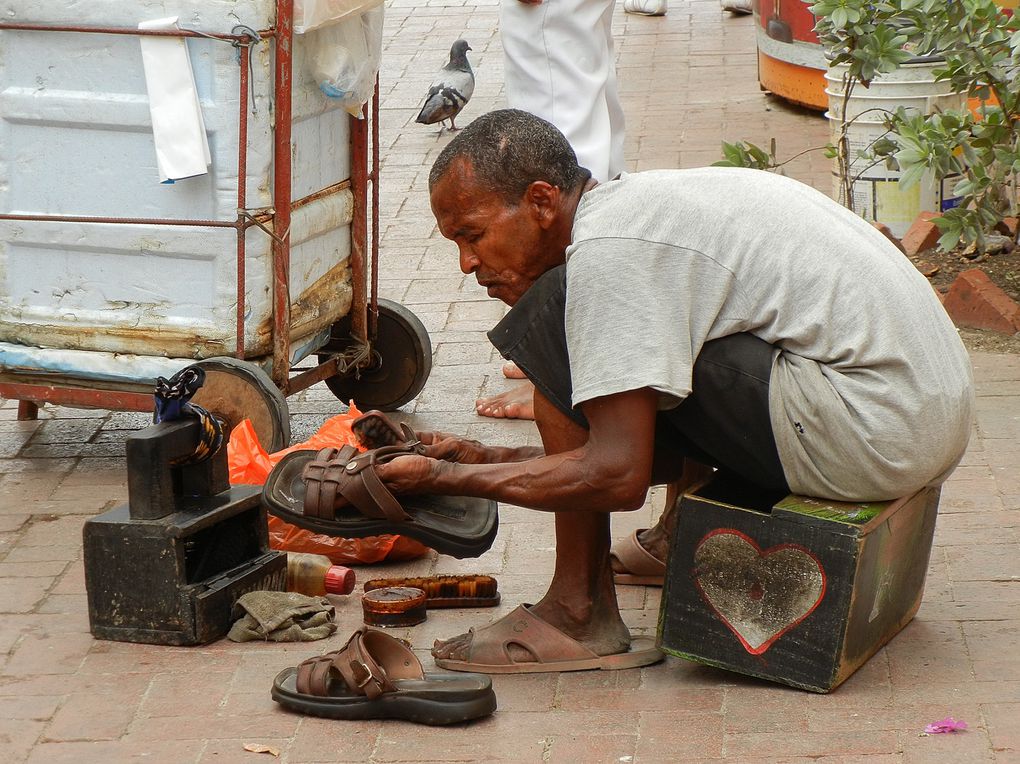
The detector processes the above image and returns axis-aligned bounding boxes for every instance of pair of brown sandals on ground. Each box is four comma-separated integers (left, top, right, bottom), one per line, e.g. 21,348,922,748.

262,411,499,559
267,414,496,724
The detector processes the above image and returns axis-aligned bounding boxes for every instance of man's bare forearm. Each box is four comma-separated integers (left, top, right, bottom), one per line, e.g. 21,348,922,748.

474,444,544,464
425,450,646,513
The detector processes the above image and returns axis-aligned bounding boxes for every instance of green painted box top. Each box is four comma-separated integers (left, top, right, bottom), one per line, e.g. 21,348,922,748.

773,495,890,530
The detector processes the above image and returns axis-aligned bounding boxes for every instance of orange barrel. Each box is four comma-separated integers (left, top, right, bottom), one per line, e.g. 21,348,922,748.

755,1,1016,113
754,0,827,111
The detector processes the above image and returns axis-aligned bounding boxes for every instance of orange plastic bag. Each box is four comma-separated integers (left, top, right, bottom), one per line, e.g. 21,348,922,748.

227,405,429,565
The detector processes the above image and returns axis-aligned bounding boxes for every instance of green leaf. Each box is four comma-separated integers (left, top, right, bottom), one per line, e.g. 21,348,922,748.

721,141,744,165
899,162,927,189
937,228,961,251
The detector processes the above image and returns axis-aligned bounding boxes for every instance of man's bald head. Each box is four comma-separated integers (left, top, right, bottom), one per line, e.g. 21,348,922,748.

428,109,591,205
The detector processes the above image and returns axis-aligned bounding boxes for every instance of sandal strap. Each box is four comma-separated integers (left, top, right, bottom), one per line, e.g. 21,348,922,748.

300,441,427,523
295,652,340,696
302,446,358,520
338,444,423,522
295,628,417,700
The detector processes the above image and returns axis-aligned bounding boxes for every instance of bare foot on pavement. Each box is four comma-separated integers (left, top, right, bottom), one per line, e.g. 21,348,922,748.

476,381,535,419
501,362,527,379
476,362,535,419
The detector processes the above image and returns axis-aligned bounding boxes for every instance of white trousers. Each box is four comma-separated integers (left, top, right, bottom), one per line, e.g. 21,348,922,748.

500,0,625,183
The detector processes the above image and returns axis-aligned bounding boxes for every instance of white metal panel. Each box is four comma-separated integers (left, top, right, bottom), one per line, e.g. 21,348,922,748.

0,0,354,371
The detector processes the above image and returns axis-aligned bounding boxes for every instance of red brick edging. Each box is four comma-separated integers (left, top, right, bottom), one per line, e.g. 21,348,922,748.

875,217,1020,335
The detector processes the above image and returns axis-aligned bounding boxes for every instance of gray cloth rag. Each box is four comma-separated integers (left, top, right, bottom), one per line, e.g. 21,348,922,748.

227,590,337,643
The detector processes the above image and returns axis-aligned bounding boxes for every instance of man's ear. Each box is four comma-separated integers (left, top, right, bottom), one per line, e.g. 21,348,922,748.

523,181,561,229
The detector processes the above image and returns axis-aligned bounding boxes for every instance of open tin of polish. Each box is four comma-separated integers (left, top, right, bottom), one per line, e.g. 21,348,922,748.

362,586,428,627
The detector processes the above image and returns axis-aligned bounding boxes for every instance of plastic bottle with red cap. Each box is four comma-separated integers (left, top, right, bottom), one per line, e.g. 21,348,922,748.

285,552,356,596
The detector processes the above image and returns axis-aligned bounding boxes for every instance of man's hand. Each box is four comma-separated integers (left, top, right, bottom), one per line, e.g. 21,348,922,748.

416,430,492,464
415,430,543,465
373,454,439,496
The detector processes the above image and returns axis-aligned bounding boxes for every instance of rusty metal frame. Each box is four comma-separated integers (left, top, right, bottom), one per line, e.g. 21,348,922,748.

0,3,379,418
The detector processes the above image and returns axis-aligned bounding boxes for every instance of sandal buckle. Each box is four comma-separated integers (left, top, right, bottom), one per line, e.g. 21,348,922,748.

349,659,375,688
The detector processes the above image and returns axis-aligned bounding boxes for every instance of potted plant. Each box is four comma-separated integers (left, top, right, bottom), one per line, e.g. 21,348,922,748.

717,0,1020,252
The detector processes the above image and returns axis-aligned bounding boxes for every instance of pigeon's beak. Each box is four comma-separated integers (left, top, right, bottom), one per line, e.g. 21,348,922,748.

467,45,472,51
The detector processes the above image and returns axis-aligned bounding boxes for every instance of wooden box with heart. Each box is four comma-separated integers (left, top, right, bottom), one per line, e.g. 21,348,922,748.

658,477,941,692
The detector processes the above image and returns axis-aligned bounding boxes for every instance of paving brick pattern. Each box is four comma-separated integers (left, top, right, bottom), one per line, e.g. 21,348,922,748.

1,1,1017,762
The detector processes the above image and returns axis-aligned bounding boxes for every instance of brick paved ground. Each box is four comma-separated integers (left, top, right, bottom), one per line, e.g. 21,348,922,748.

2,1,1019,762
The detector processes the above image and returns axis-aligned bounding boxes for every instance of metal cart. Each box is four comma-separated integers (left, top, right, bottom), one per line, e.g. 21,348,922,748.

0,0,431,453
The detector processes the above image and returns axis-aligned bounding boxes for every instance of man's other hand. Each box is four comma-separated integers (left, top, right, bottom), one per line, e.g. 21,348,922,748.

373,454,438,496
416,431,492,464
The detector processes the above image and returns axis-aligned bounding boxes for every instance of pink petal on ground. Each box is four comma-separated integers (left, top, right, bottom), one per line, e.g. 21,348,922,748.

924,717,969,734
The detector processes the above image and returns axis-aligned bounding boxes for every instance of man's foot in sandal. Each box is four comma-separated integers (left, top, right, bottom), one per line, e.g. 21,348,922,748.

431,602,663,674
272,628,496,725
610,528,667,586
611,467,714,586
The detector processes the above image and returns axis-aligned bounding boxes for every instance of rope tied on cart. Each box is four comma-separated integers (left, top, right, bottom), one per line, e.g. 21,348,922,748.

153,366,225,465
182,24,263,116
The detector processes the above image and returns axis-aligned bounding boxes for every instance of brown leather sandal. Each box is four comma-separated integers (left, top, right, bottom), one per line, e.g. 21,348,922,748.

351,410,414,450
432,605,664,674
262,442,499,559
271,627,496,724
301,440,425,524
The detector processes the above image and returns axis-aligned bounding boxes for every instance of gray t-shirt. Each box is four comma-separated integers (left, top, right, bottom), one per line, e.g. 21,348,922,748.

564,167,974,501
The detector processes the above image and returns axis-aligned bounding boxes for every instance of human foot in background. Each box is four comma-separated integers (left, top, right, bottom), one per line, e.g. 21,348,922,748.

475,362,536,420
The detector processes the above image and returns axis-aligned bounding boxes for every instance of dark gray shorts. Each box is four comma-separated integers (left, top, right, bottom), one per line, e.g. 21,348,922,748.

487,265,789,492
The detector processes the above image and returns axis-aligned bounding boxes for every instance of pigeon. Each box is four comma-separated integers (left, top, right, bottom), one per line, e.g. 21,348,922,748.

416,39,474,134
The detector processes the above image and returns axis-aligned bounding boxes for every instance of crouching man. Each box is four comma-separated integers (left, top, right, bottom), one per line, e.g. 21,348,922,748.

374,109,974,673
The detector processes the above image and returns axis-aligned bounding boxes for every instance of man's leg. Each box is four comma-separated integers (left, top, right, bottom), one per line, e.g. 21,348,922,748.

441,266,669,660
433,388,631,661
612,333,790,575
500,0,623,184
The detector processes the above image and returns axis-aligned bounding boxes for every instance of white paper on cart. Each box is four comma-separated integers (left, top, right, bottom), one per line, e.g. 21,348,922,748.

138,16,212,184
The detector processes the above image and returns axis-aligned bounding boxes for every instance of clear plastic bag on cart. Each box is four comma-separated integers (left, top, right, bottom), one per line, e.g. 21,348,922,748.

305,5,384,117
295,0,384,33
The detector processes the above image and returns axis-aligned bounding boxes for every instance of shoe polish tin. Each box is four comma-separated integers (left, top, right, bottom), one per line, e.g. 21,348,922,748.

362,586,428,627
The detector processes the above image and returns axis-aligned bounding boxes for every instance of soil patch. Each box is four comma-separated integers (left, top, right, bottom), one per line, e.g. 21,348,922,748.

909,246,1020,354
957,327,1020,354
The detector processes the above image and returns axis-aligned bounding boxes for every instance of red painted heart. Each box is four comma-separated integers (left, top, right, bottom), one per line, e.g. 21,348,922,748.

693,529,826,655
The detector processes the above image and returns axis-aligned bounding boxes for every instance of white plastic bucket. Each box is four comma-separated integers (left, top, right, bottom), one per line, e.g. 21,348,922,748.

825,62,966,238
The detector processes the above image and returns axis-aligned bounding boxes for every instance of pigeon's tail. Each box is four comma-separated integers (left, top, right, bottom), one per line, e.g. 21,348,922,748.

414,106,434,125
416,87,467,125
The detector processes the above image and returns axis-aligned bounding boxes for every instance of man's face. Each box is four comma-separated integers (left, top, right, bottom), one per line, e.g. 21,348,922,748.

430,159,557,306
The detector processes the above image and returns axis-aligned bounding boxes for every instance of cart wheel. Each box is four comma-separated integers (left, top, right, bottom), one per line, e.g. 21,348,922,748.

318,299,432,411
189,356,291,453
